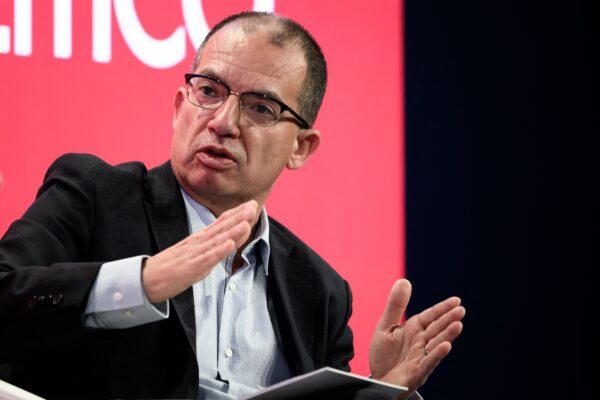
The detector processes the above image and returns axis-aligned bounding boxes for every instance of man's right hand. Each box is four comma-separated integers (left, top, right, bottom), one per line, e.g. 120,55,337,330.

142,200,259,303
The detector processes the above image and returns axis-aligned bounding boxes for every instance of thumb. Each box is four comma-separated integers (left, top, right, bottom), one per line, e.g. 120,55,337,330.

376,279,412,331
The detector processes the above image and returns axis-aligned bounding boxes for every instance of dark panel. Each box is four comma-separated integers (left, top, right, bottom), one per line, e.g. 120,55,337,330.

405,1,580,398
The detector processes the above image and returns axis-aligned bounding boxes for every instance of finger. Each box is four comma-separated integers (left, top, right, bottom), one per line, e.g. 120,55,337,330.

189,239,236,281
142,236,237,302
426,321,463,351
215,199,258,222
203,204,255,236
193,202,257,242
180,221,251,285
414,296,461,329
170,201,257,250
192,221,251,256
228,220,253,248
401,339,452,391
424,305,466,341
210,200,257,229
420,341,452,379
408,343,452,391
376,279,412,331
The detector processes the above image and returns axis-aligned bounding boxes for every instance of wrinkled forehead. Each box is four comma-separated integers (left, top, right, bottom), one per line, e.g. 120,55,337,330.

196,24,307,99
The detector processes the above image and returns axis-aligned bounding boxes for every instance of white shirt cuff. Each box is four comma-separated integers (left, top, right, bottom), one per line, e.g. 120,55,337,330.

83,255,169,329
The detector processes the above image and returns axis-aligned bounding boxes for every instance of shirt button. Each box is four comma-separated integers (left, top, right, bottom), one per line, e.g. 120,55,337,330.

112,292,123,302
224,348,233,358
51,293,63,305
228,282,237,291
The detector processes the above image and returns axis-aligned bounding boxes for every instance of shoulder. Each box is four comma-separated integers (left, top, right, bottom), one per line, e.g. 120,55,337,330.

38,153,156,208
268,216,348,288
41,153,153,193
45,153,148,181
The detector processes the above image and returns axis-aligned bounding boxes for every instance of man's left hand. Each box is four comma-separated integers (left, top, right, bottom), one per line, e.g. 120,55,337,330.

369,279,465,398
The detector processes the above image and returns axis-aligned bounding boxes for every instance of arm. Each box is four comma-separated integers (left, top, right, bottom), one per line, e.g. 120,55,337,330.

0,154,261,360
325,279,355,372
0,155,115,361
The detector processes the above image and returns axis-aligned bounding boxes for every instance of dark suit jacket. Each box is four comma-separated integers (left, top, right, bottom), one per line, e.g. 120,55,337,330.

0,154,354,399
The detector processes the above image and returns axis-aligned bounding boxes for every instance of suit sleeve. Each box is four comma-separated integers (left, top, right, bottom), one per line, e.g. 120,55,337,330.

0,154,117,362
325,279,355,372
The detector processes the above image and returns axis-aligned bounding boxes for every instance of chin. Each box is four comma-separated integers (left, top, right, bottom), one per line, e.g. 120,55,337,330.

184,172,234,197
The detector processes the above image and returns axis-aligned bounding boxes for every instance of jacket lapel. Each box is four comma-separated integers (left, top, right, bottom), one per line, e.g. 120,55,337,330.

267,222,316,375
143,161,196,355
141,164,316,372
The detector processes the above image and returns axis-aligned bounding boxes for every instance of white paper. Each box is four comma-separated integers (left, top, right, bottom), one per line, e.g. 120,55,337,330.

245,367,407,399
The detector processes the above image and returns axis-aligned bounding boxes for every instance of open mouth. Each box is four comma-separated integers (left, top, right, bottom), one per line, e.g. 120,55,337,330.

204,147,233,160
196,145,236,169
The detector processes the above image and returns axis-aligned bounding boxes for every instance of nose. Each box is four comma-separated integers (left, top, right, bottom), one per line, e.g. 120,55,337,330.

206,92,242,138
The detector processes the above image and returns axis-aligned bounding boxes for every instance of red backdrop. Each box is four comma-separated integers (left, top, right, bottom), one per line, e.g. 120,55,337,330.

0,0,403,375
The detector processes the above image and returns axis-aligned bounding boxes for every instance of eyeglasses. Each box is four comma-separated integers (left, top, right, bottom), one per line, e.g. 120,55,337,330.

184,73,310,129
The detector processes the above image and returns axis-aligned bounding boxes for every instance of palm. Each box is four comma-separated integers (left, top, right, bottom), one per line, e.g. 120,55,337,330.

369,280,465,395
370,315,424,385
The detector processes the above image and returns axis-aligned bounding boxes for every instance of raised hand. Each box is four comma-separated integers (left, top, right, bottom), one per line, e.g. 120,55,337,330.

142,200,259,302
369,279,465,398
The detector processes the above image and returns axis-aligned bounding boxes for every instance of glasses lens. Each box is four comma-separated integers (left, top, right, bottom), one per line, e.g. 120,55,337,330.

241,94,282,126
188,77,228,109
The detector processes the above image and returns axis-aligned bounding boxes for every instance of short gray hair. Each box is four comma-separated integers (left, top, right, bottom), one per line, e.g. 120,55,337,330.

191,12,327,128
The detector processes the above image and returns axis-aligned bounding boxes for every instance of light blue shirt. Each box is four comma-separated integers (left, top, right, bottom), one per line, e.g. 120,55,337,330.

182,191,291,399
83,191,291,399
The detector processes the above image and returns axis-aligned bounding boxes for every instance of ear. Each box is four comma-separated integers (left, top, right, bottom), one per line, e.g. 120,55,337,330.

172,87,186,130
286,129,321,170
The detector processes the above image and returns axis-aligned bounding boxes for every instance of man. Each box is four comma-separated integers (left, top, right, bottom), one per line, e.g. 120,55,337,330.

0,12,464,399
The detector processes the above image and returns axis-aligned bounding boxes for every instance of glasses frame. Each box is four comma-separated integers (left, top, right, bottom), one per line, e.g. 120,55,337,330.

184,73,310,129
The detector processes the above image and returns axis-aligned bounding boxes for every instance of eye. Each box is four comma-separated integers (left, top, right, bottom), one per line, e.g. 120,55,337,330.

198,83,219,98
242,95,279,119
252,103,275,115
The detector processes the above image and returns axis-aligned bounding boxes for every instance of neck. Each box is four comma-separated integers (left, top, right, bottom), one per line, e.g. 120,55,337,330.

182,189,268,220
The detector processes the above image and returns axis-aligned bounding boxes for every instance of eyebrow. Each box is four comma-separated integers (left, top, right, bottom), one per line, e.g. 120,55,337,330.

197,67,286,104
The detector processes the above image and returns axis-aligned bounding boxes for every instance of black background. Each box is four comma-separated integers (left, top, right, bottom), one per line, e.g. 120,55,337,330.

404,0,582,398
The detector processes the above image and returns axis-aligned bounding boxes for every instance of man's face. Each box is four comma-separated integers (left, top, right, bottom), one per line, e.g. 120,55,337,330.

171,25,320,213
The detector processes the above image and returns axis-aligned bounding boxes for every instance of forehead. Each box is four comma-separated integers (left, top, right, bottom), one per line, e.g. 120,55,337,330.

195,24,307,103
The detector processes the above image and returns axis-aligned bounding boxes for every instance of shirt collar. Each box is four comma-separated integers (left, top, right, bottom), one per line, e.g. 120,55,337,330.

180,189,271,275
